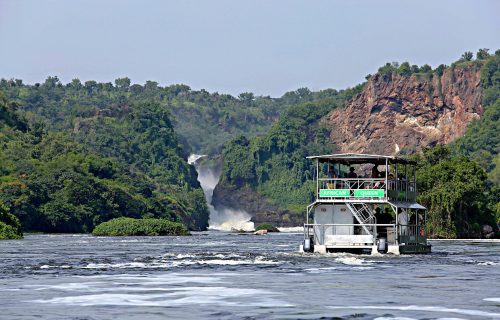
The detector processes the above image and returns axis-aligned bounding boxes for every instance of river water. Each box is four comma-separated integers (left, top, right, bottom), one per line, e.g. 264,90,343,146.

1,233,499,319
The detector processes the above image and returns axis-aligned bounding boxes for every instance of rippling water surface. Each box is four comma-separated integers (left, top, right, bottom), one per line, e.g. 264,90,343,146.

1,233,499,319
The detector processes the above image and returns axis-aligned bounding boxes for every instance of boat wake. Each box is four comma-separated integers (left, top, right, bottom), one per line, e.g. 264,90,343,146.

30,273,293,308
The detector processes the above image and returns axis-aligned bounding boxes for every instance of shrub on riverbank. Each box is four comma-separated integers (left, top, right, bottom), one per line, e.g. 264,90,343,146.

0,202,23,240
92,218,190,236
255,223,280,232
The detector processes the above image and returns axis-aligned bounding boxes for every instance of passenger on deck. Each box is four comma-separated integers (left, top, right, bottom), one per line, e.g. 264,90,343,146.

346,167,357,190
327,171,338,189
372,166,382,188
327,165,334,178
398,209,409,236
346,167,357,178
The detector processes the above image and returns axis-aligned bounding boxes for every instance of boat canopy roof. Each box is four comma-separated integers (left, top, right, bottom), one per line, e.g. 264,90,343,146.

306,153,416,165
389,201,426,210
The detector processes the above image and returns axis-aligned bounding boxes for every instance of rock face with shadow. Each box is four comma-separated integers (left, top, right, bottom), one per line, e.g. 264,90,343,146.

324,64,483,155
212,182,302,227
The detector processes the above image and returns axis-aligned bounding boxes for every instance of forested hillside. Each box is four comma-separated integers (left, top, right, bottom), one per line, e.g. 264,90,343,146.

0,93,208,233
0,78,341,233
215,49,499,237
0,79,332,155
213,86,363,225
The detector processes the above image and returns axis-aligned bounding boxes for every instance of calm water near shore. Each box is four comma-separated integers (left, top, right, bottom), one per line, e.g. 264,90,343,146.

1,233,499,319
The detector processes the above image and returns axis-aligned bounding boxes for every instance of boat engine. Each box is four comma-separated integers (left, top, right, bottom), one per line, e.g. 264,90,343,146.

377,238,388,253
303,237,314,253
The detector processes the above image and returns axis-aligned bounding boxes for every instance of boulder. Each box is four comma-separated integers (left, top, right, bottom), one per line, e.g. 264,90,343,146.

254,229,268,235
482,225,495,239
482,224,493,234
255,223,280,232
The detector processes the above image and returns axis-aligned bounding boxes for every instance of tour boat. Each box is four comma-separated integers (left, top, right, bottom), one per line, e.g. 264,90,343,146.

301,153,431,255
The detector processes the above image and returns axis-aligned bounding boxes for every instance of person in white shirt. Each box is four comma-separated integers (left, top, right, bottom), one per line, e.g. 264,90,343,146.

398,209,409,236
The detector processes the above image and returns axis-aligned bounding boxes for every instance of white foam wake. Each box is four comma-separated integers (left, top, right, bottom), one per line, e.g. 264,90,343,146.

278,226,304,233
30,273,294,308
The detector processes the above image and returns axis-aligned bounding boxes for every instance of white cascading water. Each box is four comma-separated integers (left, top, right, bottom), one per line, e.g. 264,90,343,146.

188,154,254,231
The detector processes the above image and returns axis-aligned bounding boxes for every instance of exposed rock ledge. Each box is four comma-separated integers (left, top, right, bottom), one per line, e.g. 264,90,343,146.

324,64,483,155
212,182,302,227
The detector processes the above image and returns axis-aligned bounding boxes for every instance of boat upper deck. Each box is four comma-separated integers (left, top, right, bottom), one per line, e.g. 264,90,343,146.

308,153,418,203
306,153,417,165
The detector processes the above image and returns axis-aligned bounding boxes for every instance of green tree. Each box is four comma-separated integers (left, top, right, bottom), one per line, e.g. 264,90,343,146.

476,48,490,60
461,51,473,61
398,62,412,76
435,64,447,76
416,146,495,238
0,201,23,239
420,64,432,73
378,62,397,76
114,77,131,90
238,92,255,105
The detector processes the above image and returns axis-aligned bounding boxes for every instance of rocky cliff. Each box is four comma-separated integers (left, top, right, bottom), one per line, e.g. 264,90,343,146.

212,62,487,226
325,64,483,155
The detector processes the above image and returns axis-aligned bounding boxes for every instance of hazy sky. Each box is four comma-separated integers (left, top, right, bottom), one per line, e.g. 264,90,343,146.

0,0,499,97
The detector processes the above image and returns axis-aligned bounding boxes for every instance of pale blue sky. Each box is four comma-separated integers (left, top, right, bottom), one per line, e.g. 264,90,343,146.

0,0,499,96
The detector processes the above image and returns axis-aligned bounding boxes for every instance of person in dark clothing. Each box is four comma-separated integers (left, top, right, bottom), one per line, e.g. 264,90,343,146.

346,167,357,178
375,207,390,223
346,166,358,191
376,207,393,238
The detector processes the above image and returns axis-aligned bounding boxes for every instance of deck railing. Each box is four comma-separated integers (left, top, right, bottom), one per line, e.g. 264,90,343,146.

316,178,416,202
398,224,427,245
304,223,426,246
304,223,396,246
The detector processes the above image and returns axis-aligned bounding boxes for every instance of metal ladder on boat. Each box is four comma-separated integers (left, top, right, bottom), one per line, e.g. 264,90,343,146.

346,203,376,235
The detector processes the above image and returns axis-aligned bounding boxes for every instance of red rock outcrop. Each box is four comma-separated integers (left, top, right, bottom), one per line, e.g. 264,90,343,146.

324,64,483,155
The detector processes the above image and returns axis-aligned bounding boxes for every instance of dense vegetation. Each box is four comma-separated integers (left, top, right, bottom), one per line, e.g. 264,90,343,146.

0,75,353,235
0,201,23,239
219,86,363,216
0,93,208,233
92,217,189,236
0,78,329,155
415,146,498,238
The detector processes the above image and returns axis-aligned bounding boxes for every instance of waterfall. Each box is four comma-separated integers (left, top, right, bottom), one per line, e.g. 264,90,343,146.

188,154,254,231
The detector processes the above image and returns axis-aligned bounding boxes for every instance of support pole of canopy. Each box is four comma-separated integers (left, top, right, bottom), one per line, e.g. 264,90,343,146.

395,162,399,201
385,158,388,200
401,163,408,201
414,164,417,202
395,206,399,245
316,159,319,199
